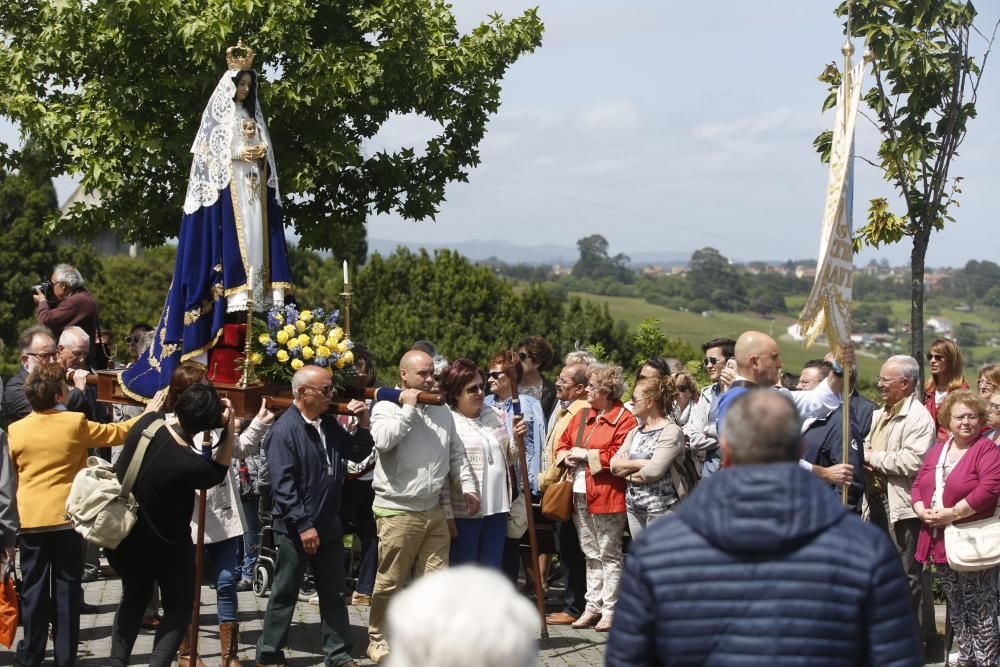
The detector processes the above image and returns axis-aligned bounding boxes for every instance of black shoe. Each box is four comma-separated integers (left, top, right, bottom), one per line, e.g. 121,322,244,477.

80,601,99,614
81,571,98,583
236,578,253,592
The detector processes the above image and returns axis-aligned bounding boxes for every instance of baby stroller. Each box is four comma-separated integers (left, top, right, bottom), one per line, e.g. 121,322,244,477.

252,484,277,597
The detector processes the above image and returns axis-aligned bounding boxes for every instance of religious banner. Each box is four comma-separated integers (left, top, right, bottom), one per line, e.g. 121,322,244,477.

798,59,866,355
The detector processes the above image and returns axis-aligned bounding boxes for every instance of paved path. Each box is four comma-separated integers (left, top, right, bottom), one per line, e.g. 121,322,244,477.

0,574,608,666
0,573,955,666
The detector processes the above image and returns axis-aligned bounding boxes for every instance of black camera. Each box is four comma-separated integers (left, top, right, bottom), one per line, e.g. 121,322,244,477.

32,280,54,301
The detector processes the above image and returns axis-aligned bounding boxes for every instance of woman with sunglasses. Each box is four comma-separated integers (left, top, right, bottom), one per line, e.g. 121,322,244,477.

611,376,685,536
911,390,1000,667
517,336,557,420
923,338,968,440
669,371,699,429
440,359,525,568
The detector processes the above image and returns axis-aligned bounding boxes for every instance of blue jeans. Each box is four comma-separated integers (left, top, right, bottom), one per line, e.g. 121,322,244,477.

240,496,261,581
702,448,722,478
449,514,507,569
206,537,241,623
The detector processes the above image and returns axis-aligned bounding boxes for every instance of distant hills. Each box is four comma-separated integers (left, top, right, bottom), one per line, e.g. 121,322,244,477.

366,237,691,268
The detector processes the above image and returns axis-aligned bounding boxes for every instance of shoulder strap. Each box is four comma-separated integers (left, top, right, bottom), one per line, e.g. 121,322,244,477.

120,418,164,500
574,407,590,448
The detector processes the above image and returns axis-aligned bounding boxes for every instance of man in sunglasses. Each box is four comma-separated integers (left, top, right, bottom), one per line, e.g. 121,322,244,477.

685,337,735,478
1,324,57,428
256,365,373,667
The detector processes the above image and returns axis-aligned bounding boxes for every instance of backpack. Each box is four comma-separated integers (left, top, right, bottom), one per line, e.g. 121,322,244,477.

669,443,702,501
65,418,164,549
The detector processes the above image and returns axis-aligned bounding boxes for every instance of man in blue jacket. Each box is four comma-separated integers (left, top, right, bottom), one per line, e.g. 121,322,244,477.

256,365,374,667
607,389,921,667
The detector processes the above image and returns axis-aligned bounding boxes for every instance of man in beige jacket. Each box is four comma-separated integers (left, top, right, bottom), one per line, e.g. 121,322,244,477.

540,351,594,626
863,354,936,647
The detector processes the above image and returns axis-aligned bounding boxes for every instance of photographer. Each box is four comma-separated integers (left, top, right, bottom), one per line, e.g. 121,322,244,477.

33,263,100,365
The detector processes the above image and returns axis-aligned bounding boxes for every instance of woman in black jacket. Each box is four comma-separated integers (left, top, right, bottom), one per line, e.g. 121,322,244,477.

107,383,235,667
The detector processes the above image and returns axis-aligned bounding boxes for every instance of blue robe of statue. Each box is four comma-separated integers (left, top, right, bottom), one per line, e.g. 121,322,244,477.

121,67,292,400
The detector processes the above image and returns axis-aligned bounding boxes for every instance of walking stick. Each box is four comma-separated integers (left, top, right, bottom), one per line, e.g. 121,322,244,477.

188,437,212,662
505,354,549,639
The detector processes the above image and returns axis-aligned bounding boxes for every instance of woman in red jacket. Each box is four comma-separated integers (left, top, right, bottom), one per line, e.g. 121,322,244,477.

924,338,967,439
555,363,637,632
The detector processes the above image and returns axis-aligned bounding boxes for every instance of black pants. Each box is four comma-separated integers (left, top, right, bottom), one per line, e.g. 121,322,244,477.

17,530,83,667
558,518,588,617
106,529,195,667
339,478,378,595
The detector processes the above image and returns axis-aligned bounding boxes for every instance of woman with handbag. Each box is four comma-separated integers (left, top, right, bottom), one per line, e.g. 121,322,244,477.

107,382,235,667
440,358,525,568
7,362,159,667
911,389,1000,667
610,376,685,536
554,363,637,633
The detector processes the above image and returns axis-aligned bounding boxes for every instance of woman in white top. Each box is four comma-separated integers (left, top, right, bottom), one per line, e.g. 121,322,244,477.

165,363,274,667
440,358,524,569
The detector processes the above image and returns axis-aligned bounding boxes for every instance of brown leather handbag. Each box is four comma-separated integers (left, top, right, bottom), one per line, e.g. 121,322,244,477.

540,408,589,522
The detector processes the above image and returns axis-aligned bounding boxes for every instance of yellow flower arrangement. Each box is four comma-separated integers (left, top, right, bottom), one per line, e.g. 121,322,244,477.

317,345,331,358
276,330,289,344
311,322,326,335
299,310,312,323
276,350,289,363
312,334,326,348
258,333,271,345
295,319,307,333
290,358,304,370
302,346,315,360
252,305,357,385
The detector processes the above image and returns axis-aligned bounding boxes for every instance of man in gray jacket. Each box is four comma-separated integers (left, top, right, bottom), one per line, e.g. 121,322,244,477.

365,350,478,664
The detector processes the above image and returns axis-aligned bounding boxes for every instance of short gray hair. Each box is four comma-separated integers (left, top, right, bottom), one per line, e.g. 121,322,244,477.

52,264,84,289
386,566,538,667
885,355,919,390
59,325,90,348
564,350,597,367
18,325,55,354
721,389,802,465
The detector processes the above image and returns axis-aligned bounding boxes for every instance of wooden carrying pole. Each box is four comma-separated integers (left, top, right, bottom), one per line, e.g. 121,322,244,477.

839,3,855,507
506,354,548,639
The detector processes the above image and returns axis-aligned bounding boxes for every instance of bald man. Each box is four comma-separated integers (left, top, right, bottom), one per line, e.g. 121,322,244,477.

715,331,854,444
365,350,478,664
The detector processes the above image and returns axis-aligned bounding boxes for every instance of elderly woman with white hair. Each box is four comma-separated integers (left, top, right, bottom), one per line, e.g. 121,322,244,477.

554,363,637,632
385,565,538,667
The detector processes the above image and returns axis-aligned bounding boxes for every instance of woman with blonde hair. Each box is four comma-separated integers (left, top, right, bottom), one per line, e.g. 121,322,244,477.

923,338,967,438
911,389,1000,667
611,376,685,536
555,363,637,632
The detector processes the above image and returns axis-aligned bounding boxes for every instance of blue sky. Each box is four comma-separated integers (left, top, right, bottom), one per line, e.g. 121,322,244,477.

365,1,1000,268
3,1,997,268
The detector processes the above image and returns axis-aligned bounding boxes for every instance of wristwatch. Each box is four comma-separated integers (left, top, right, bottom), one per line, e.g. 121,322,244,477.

830,360,844,377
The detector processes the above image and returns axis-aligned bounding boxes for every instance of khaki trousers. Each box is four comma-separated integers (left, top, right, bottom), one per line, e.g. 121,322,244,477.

367,506,450,643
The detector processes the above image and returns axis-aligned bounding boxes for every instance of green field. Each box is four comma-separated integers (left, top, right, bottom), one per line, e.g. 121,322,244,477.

571,292,883,383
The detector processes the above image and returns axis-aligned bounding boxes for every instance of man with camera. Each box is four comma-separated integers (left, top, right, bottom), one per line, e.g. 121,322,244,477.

33,263,100,366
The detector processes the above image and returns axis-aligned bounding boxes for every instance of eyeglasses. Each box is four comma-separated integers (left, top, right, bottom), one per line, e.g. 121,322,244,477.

988,403,1000,413
464,384,484,395
951,414,979,423
927,353,945,362
25,351,57,360
303,384,334,396
703,357,719,367
978,380,995,390
487,371,504,380
875,376,906,385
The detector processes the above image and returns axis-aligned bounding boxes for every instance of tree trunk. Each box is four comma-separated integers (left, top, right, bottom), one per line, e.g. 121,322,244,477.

910,232,930,402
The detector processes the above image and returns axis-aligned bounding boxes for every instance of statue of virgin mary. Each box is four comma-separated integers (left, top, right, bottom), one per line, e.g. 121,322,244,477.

121,39,292,399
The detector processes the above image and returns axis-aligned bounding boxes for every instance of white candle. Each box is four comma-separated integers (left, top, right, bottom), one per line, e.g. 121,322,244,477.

247,269,254,293
343,260,349,285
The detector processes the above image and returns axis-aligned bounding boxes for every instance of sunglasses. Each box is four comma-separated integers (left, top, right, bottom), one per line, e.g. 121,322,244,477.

125,335,143,344
465,384,484,395
303,384,334,396
927,353,945,362
703,357,720,367
487,371,504,380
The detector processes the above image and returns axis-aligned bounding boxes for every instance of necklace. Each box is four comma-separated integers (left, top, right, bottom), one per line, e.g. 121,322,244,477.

460,412,498,464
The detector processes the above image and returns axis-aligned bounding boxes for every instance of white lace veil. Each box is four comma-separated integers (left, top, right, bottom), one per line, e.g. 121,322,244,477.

183,69,281,214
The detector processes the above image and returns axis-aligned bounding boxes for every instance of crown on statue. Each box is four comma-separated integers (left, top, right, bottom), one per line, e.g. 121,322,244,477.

226,38,255,71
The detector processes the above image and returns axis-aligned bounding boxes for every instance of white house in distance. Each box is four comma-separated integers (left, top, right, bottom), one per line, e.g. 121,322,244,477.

59,184,140,257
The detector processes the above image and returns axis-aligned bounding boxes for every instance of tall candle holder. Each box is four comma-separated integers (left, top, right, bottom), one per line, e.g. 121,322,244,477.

238,278,259,389
340,282,352,339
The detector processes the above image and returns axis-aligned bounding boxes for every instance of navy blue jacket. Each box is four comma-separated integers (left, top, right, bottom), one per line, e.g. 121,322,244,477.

802,392,876,511
264,404,373,541
607,463,921,667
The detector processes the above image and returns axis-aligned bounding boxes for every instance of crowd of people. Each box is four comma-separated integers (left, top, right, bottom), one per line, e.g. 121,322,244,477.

1,262,1000,666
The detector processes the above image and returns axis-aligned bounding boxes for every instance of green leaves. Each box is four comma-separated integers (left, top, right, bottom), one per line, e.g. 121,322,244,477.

0,0,544,257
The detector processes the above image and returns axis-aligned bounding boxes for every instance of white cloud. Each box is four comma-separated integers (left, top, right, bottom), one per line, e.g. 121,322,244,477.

578,99,640,131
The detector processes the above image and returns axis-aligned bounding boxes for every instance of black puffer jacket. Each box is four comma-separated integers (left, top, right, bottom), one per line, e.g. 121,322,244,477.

606,462,921,667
